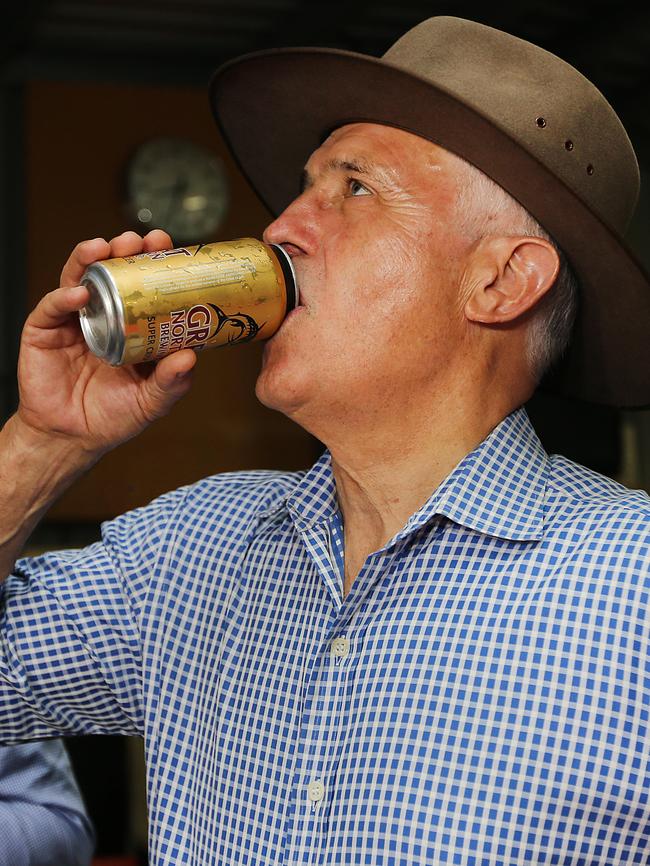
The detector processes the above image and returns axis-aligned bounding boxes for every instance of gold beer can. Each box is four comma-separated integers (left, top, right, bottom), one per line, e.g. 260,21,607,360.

79,237,298,365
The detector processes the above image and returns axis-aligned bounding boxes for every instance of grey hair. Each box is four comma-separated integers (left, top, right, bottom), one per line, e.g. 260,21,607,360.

453,157,579,384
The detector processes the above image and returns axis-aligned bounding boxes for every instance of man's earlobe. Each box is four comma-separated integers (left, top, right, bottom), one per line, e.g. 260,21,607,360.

464,236,560,325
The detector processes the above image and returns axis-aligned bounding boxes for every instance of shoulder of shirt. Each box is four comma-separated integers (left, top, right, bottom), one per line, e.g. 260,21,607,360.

191,468,303,503
99,468,311,547
546,452,650,530
147,468,305,522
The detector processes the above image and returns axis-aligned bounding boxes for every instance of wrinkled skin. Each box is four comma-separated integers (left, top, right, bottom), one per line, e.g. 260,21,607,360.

259,123,477,439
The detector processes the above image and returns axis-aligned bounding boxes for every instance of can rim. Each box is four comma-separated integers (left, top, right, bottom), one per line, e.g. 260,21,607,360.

79,264,126,365
269,243,299,311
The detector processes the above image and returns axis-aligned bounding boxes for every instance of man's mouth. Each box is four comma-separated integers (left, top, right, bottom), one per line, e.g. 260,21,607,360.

276,243,306,311
281,243,303,258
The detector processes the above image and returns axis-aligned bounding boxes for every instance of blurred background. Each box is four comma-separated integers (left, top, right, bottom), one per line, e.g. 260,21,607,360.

0,1,649,863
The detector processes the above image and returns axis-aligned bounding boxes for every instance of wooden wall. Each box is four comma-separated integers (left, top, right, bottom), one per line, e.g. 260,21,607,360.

25,80,318,521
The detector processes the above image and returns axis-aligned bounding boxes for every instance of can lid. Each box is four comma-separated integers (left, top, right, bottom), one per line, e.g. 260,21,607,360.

269,243,299,312
79,265,125,365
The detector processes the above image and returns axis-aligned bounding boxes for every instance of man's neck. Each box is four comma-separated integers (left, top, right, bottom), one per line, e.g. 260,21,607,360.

326,395,519,596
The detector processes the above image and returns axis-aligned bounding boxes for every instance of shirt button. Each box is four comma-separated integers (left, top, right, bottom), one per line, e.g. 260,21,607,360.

331,636,350,659
307,779,325,803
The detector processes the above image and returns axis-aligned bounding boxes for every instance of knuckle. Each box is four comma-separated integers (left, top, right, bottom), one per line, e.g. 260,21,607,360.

143,229,172,249
62,240,109,284
110,230,142,245
72,238,104,257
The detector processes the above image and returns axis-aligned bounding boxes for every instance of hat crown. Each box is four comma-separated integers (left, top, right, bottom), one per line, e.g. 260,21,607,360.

385,17,640,234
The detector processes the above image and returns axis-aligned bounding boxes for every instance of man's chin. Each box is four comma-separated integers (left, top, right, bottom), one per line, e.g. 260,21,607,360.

254,365,306,419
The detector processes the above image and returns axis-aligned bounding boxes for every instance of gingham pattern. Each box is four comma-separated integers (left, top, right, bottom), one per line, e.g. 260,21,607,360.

1,407,650,866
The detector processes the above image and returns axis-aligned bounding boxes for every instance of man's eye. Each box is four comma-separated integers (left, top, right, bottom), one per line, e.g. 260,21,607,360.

348,178,371,197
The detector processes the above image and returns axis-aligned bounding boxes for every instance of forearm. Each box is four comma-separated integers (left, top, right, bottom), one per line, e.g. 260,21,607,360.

0,415,100,580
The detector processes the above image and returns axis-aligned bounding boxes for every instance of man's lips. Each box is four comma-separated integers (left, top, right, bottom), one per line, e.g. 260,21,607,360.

284,279,308,320
275,243,307,307
281,242,303,257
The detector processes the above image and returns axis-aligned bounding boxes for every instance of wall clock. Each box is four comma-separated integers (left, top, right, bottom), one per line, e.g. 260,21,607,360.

125,137,230,244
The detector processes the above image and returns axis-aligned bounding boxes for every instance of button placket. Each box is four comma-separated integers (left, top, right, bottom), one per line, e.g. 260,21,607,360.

290,624,355,832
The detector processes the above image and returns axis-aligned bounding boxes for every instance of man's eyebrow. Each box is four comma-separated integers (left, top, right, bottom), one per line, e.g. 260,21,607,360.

299,157,393,194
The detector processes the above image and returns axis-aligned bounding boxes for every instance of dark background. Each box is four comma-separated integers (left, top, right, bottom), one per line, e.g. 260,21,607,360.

2,0,650,470
1,2,648,862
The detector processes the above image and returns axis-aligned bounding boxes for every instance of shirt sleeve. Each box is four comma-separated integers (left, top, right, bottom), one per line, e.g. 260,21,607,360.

0,482,191,740
0,739,95,866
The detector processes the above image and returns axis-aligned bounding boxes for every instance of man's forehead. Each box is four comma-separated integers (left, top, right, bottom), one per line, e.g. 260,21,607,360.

305,122,449,174
319,122,425,151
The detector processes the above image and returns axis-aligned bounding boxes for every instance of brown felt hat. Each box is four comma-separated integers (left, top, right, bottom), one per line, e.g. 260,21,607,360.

209,16,650,408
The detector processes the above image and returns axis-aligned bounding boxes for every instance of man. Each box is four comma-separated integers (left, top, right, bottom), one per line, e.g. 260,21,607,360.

1,15,649,866
0,740,95,866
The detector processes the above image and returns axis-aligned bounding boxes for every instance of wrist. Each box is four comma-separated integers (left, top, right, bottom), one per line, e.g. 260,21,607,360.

0,415,102,575
7,412,91,459
1,414,100,506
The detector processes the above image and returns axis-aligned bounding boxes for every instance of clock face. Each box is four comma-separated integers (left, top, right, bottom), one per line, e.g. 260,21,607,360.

126,137,230,244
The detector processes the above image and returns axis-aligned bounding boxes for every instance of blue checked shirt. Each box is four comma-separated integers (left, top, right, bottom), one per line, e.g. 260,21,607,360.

1,407,650,866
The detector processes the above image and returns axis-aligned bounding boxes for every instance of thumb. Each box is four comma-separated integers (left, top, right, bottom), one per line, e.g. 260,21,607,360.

140,349,197,418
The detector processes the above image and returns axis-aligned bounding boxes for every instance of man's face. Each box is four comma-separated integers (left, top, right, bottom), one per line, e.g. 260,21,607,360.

257,122,474,429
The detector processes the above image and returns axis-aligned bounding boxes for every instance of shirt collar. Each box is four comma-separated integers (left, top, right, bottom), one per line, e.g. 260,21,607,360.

410,406,548,541
281,406,548,542
284,449,338,530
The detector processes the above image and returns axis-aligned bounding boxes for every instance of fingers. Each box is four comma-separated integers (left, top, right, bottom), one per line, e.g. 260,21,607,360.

152,349,198,391
32,228,175,340
27,284,90,331
138,350,198,418
105,229,171,259
142,229,174,252
59,230,174,289
59,238,111,288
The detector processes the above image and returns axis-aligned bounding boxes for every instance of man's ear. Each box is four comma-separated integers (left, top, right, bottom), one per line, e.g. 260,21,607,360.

464,236,560,324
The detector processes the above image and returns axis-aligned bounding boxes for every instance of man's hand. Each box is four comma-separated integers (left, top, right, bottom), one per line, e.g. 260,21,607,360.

16,229,197,455
0,230,198,581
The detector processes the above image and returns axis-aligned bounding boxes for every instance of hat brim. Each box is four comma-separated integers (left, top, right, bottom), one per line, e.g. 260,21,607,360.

209,47,650,409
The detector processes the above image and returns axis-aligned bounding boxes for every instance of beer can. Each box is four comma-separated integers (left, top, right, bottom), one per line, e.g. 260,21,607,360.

79,237,298,366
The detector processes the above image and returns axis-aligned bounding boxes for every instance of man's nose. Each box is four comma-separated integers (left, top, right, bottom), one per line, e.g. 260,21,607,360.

262,193,321,253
